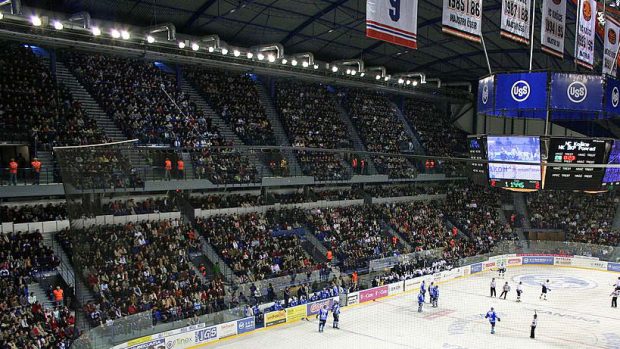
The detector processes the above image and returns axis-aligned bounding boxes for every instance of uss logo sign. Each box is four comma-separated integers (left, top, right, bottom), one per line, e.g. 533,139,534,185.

567,81,588,103
511,80,530,102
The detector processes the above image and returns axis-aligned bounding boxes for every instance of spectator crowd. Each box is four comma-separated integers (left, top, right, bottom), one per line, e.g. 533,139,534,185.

184,68,275,145
527,191,620,246
275,81,352,181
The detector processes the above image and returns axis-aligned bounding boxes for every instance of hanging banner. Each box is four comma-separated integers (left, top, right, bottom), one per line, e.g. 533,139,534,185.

575,0,597,69
541,0,567,58
442,0,483,43
366,0,419,49
500,0,532,44
603,16,620,76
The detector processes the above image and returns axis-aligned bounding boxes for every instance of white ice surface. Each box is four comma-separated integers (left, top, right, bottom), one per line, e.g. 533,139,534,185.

211,266,620,349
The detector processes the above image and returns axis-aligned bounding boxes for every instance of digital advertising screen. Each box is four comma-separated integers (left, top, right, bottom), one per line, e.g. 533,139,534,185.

603,140,620,187
544,138,611,190
487,136,542,189
467,135,487,185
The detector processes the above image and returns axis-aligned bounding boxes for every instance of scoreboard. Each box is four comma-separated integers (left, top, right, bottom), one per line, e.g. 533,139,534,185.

467,135,616,191
467,135,487,185
544,138,611,190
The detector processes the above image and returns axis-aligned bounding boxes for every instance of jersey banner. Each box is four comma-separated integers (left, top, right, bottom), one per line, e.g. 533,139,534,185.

540,0,566,58
500,0,532,44
442,0,483,43
575,0,596,69
366,0,419,49
603,16,620,76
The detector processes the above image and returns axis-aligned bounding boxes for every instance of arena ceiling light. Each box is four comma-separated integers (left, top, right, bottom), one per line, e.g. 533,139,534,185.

412,80,419,86
360,72,365,77
376,75,381,80
146,35,155,43
313,64,319,69
351,70,357,76
406,80,411,85
257,53,265,61
178,41,186,49
384,76,390,81
31,15,42,27
398,78,405,84
0,12,3,20
91,27,101,36
208,46,215,53
221,47,229,55
291,59,298,66
233,49,240,57
281,58,288,64
120,30,130,40
346,69,351,75
53,20,63,30
331,65,339,72
267,54,276,62
110,29,121,38
246,52,253,59
191,43,200,51
302,61,309,68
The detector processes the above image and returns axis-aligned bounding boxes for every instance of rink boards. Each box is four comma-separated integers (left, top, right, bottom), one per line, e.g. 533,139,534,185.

110,254,620,349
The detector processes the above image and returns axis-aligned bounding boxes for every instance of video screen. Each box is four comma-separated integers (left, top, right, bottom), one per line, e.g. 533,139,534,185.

487,136,541,181
603,140,620,186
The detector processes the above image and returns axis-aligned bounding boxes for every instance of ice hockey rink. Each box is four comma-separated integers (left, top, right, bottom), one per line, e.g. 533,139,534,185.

212,266,620,349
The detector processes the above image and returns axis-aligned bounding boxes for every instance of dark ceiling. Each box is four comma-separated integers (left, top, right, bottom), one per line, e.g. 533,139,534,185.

21,0,620,81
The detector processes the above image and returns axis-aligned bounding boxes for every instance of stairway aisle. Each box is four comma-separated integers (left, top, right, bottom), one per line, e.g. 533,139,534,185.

54,62,127,142
178,77,271,177
334,98,378,175
254,78,303,175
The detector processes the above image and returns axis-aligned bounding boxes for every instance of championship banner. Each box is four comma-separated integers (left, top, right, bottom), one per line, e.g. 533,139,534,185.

575,0,597,69
442,0,483,43
603,16,620,76
366,0,418,49
541,0,567,58
500,0,532,44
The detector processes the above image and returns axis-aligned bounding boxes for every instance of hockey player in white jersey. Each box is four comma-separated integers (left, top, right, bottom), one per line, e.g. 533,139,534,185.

540,280,550,300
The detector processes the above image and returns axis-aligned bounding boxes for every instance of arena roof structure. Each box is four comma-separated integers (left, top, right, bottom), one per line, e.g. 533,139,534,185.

20,0,620,81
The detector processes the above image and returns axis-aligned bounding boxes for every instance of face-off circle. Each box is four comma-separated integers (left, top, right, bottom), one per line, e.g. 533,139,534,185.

513,274,598,290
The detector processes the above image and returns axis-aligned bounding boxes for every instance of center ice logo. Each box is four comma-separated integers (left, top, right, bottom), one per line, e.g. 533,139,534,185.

567,81,587,103
612,87,619,108
513,274,597,290
511,80,530,102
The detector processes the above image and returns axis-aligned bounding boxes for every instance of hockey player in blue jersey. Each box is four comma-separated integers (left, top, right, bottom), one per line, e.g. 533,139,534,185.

420,280,427,302
417,291,424,312
430,285,439,308
317,305,329,332
485,307,501,334
332,301,341,329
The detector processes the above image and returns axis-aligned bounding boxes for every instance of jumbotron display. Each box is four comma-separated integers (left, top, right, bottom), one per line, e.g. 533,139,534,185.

487,136,542,189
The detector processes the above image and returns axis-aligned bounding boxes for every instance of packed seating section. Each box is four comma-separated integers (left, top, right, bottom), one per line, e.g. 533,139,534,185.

196,211,316,282
184,68,275,145
343,89,416,178
0,44,107,148
527,191,620,246
0,230,73,349
64,219,225,327
275,81,352,181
